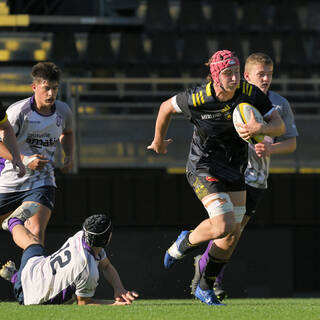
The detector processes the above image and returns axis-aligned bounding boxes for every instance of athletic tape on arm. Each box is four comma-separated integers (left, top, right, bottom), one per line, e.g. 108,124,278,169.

22,156,38,167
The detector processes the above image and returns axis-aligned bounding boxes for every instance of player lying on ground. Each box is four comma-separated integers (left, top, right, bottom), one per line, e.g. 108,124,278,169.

0,211,138,305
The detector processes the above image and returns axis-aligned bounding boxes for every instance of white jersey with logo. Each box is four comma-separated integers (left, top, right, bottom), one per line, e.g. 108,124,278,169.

21,231,107,305
0,96,72,192
245,90,298,189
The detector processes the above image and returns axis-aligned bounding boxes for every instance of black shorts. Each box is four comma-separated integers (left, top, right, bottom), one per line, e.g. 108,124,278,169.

0,186,56,215
245,184,266,217
186,170,246,200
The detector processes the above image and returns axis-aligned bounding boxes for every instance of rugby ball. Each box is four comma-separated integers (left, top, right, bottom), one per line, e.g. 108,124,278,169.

233,102,265,144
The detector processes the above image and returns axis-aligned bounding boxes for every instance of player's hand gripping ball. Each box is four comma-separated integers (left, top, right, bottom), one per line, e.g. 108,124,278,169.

233,102,265,144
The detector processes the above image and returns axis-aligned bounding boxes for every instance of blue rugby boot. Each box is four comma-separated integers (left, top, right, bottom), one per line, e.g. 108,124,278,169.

164,231,190,269
194,284,225,306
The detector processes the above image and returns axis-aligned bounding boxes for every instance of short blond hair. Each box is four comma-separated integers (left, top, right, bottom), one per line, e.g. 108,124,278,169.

245,53,273,73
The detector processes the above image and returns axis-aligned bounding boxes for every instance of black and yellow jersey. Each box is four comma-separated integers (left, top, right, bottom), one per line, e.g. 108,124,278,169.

175,79,273,181
0,102,7,125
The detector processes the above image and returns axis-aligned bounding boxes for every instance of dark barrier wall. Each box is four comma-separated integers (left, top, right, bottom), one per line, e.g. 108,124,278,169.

51,169,320,228
0,170,319,301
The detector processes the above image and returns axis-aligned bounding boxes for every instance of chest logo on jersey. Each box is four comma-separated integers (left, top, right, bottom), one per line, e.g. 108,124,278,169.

26,133,59,148
201,104,232,120
56,114,62,127
26,119,41,124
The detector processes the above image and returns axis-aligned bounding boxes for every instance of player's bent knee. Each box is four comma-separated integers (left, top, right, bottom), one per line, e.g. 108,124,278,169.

234,206,246,223
19,202,40,218
214,224,234,239
202,192,234,219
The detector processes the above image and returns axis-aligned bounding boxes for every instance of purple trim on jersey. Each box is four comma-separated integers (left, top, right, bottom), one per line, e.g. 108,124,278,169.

43,285,76,305
30,95,56,116
0,157,5,174
82,238,105,261
82,238,97,259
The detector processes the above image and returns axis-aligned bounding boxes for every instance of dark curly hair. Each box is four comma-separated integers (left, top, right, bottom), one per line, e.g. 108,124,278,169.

31,62,61,83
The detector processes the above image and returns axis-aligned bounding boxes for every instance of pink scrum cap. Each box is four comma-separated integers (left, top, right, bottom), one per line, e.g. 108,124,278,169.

210,50,240,86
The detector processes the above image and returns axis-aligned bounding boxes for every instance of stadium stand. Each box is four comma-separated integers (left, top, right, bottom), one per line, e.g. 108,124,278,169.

0,0,319,168
148,31,182,91
305,1,320,32
180,32,209,77
49,31,81,73
240,1,272,32
207,0,239,32
176,0,207,33
271,1,302,32
144,0,173,33
117,31,151,92
85,31,115,71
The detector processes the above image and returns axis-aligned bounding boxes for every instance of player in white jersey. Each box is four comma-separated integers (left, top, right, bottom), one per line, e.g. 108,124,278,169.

0,62,74,244
0,100,25,177
190,53,298,301
0,213,139,305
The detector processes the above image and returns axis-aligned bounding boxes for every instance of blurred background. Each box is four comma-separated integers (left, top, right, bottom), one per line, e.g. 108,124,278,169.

0,0,319,300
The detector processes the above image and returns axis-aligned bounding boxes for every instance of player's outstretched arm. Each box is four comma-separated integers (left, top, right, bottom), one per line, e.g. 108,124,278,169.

147,98,176,154
99,257,139,304
76,296,130,306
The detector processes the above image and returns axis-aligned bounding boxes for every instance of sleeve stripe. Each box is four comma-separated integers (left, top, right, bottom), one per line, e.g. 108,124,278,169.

0,113,7,124
196,93,201,106
200,91,204,104
192,93,197,107
206,82,212,96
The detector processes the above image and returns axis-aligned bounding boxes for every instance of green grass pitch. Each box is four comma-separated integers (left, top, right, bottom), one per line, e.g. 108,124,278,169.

0,298,320,320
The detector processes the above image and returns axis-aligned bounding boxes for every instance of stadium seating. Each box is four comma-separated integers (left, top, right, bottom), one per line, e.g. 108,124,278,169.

85,31,115,71
207,0,239,32
305,1,320,32
117,31,151,92
176,0,207,33
271,2,302,32
144,0,173,33
240,2,272,31
148,31,183,91
180,32,209,77
49,31,81,74
0,0,318,114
